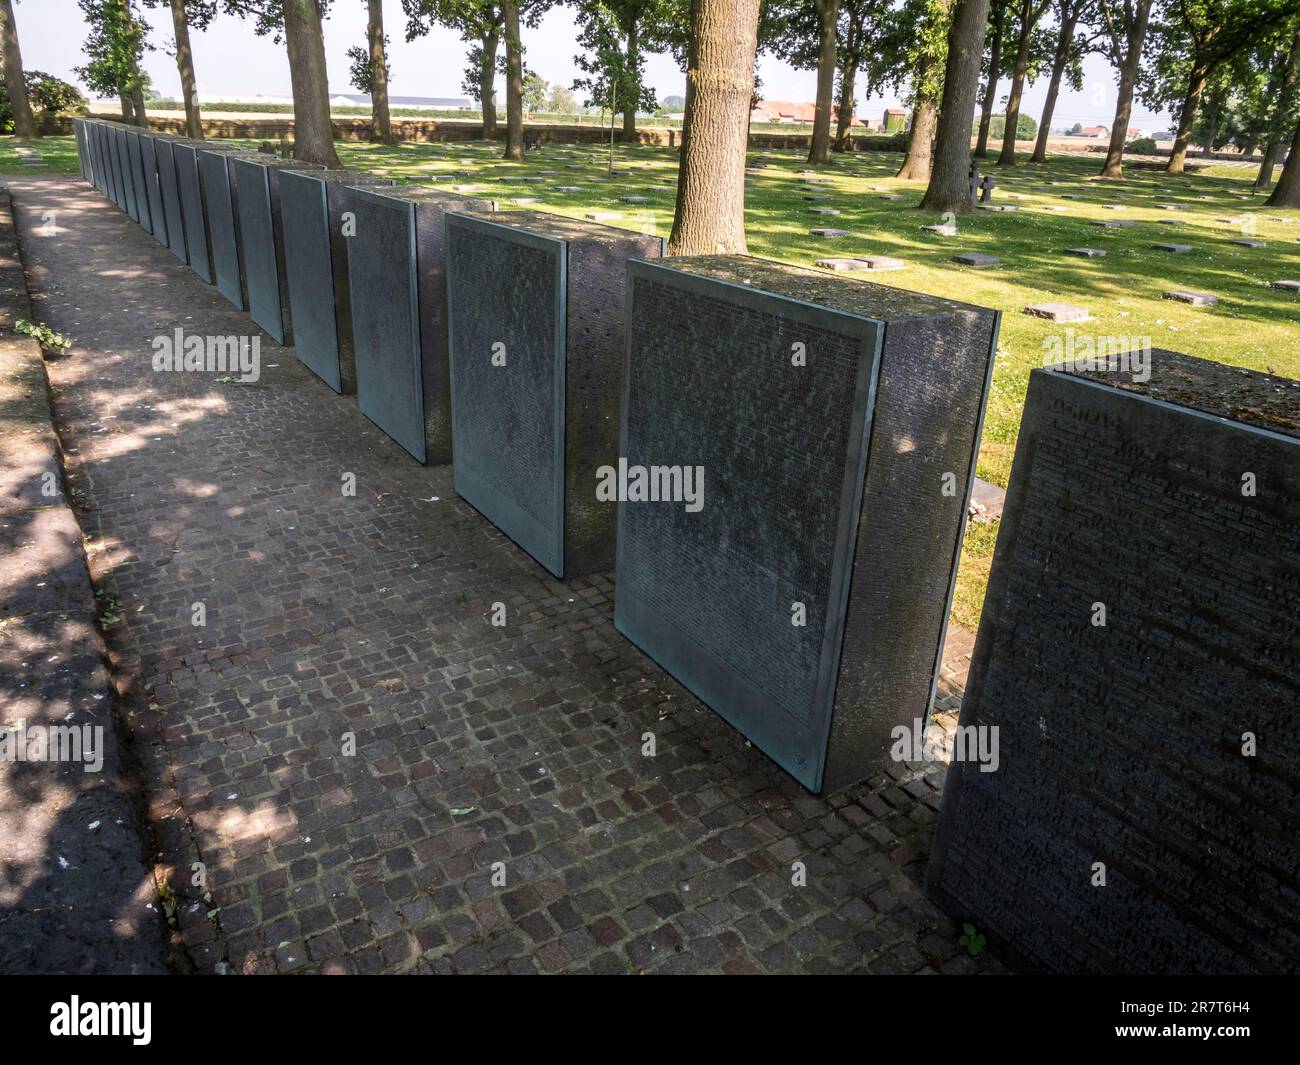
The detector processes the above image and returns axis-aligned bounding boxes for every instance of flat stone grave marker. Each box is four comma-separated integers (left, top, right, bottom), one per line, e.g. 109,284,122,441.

1229,239,1265,247
921,223,957,236
445,211,664,578
1064,247,1105,258
1152,243,1191,253
514,197,540,204
1163,289,1217,306
1024,302,1090,322
810,227,851,237
1091,220,1136,228
555,185,582,192
615,255,998,792
927,350,1300,974
346,185,496,464
620,196,650,203
1271,279,1300,291
809,208,841,215
953,253,999,267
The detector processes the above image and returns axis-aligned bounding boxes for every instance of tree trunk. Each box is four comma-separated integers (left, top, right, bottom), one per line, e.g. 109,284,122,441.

503,0,524,159
1255,142,1280,190
480,29,499,138
897,99,938,178
1031,6,1078,163
1265,114,1300,207
0,0,35,139
1099,0,1152,179
622,17,639,138
808,0,838,165
975,0,1005,158
367,0,394,143
922,0,991,212
283,0,341,166
119,92,135,124
833,60,857,151
997,0,1035,165
1165,65,1209,174
131,80,147,128
169,0,202,138
668,0,761,255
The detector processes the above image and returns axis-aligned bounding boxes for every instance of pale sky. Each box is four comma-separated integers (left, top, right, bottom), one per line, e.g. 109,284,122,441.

13,0,1172,130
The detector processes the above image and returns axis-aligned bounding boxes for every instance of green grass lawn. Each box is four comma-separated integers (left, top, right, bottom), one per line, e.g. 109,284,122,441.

15,133,1300,628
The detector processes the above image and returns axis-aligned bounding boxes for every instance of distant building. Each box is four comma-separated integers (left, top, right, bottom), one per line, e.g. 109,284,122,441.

750,100,907,132
1075,125,1109,139
332,94,472,110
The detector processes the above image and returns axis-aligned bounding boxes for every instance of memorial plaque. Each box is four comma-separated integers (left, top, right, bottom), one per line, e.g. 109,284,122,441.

446,211,665,578
125,129,151,230
173,142,213,283
198,148,244,308
138,134,167,247
88,122,109,196
152,136,188,263
346,185,495,463
228,154,324,345
927,352,1300,974
111,127,133,215
73,119,91,183
615,256,998,792
279,169,394,393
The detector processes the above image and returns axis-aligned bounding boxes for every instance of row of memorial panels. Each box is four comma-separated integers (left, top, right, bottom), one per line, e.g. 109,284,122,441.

70,119,1300,975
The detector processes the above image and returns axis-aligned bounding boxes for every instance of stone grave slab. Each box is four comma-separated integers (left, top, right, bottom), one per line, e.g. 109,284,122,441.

171,140,221,284
1271,280,1299,291
928,351,1300,974
1091,220,1136,228
445,210,664,577
1163,289,1217,306
1024,302,1090,322
953,253,998,267
1152,243,1191,253
1064,248,1105,258
346,185,496,464
1229,239,1265,248
198,147,248,307
810,228,851,237
616,256,999,792
279,169,395,394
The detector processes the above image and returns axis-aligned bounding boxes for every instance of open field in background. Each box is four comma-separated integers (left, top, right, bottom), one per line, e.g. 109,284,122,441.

7,134,1298,627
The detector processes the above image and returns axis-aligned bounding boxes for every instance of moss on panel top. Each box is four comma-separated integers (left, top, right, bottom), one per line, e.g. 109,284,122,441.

661,255,994,321
1063,348,1300,438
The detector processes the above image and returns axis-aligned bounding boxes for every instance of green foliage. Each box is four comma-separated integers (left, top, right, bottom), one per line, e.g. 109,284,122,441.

0,72,86,134
15,319,74,352
976,112,1038,139
76,0,152,102
958,922,987,957
522,69,547,112
571,0,660,115
347,35,391,96
1126,136,1157,154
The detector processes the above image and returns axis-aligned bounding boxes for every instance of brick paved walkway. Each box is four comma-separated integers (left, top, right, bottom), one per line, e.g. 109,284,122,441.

9,176,1005,975
0,186,166,974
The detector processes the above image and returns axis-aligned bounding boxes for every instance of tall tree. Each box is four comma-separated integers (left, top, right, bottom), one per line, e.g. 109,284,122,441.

143,1,217,139
77,0,151,126
0,0,35,138
404,1,502,139
223,1,340,166
808,0,839,163
897,0,954,178
1096,0,1153,178
921,0,992,210
1145,0,1287,174
502,0,524,156
1030,0,1093,162
668,0,761,254
348,0,394,141
996,0,1051,163
833,0,902,152
1251,23,1300,189
974,0,1009,156
572,0,660,139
